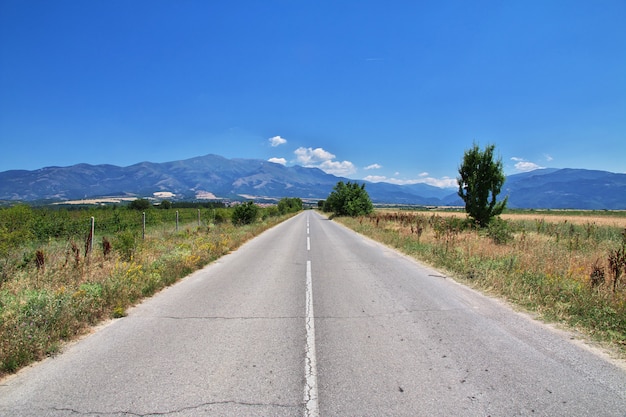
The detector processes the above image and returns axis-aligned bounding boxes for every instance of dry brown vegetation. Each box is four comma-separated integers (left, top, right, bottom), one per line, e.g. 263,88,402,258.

338,210,626,356
427,210,626,228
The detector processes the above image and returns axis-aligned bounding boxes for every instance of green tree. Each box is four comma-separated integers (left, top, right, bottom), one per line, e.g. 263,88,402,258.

324,181,373,217
158,200,172,209
457,143,507,227
232,201,259,225
277,197,303,214
129,198,151,211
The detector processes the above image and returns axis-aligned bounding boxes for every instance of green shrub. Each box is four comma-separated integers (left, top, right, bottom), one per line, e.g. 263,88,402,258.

213,208,231,224
113,230,138,261
277,197,303,214
128,198,151,211
158,200,172,209
487,217,513,244
232,202,259,225
0,205,34,256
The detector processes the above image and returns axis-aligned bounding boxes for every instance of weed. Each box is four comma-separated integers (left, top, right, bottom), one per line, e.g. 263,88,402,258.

35,249,45,271
102,236,111,259
589,260,605,288
112,306,126,318
67,241,80,268
608,247,626,293
486,217,513,245
113,230,137,261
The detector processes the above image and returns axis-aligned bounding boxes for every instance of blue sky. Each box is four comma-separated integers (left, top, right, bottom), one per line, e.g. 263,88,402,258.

1,1,624,188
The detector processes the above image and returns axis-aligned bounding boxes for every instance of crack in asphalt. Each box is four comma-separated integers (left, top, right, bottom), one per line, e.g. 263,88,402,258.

51,400,302,416
304,260,319,417
158,315,303,320
314,307,471,320
153,306,469,322
304,316,318,417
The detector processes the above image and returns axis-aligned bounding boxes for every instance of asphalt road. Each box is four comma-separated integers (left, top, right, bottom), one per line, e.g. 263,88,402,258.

1,211,625,416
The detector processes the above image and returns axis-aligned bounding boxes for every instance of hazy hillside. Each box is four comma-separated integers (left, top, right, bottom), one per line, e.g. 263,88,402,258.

0,155,624,209
503,168,626,209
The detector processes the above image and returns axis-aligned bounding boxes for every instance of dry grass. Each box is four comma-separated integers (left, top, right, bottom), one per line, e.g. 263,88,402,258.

337,210,626,357
415,209,626,228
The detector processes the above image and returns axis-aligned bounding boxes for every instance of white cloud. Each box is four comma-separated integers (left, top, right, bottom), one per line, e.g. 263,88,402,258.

294,147,356,176
420,176,458,188
363,175,457,188
269,135,287,147
365,163,382,170
294,147,335,164
363,175,388,182
511,157,544,172
268,157,287,165
320,160,357,176
515,161,543,172
544,154,554,162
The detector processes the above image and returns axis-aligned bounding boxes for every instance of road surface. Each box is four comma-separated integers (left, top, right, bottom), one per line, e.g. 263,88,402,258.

1,211,625,416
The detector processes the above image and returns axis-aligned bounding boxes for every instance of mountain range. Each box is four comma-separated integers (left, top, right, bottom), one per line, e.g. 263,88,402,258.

0,154,625,209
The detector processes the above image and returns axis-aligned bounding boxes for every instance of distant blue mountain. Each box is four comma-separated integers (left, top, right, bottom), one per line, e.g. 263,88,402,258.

0,155,624,209
501,168,626,209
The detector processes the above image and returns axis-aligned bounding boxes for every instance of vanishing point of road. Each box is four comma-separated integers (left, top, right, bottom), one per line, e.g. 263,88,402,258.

1,211,625,416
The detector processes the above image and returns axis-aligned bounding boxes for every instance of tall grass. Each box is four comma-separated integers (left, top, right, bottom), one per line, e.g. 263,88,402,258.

0,208,293,376
337,211,626,356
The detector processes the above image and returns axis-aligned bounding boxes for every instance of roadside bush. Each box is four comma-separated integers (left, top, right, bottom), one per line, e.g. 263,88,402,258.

277,197,303,214
262,206,279,220
232,202,259,225
213,208,231,224
113,230,138,261
486,217,513,244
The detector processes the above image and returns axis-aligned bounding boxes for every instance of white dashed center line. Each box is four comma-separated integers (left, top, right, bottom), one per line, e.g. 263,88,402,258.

304,217,319,416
